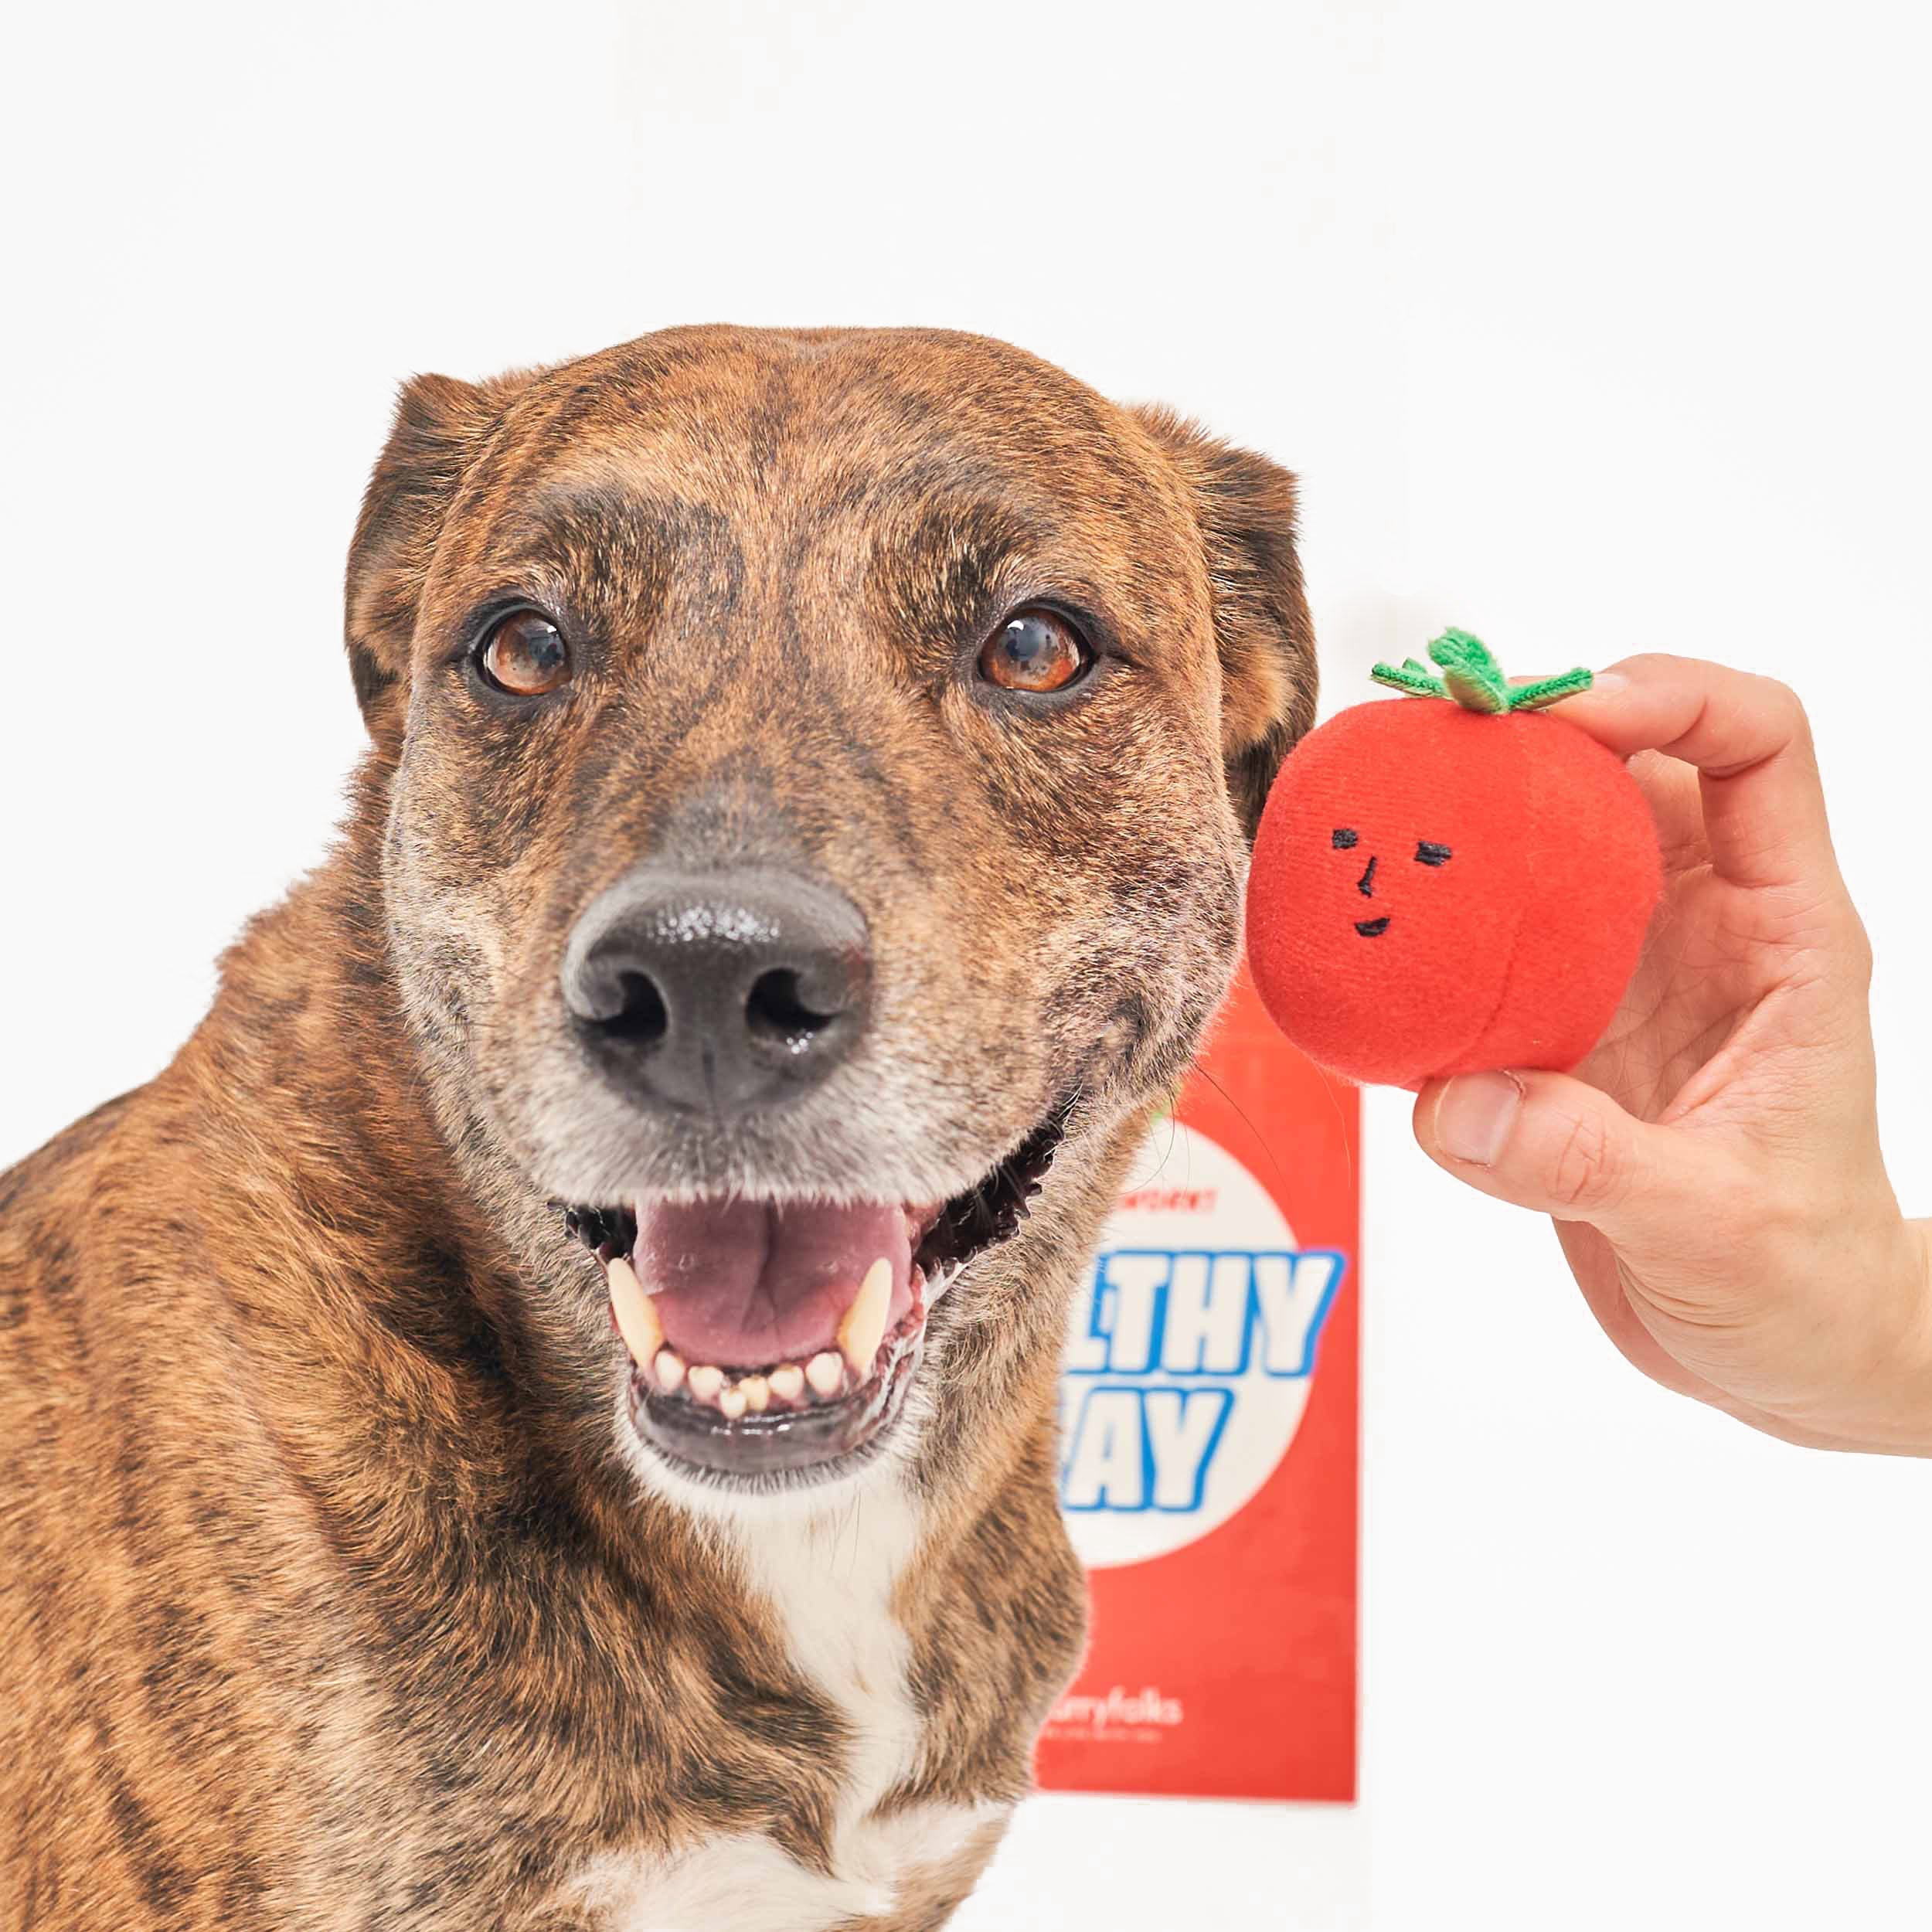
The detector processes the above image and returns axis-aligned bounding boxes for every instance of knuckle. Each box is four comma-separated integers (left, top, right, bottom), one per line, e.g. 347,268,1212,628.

1607,650,1674,685
1843,911,1876,989
1757,674,1813,750
1754,665,1824,753
1546,1107,1624,1214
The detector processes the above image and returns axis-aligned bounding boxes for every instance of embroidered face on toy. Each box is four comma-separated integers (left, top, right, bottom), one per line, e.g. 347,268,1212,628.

1246,632,1661,1090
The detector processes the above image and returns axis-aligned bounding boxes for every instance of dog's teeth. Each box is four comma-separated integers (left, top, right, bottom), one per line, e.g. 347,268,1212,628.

717,1383,749,1420
805,1351,846,1400
607,1256,662,1367
739,1375,770,1413
653,1349,686,1393
836,1256,893,1377
767,1363,805,1403
686,1364,726,1403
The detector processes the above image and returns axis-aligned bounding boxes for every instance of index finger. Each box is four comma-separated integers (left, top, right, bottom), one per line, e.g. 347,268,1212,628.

1549,652,1838,893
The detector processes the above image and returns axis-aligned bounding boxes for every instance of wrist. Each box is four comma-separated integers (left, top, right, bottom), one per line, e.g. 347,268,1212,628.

1737,1212,1932,1456
1822,1215,1932,1457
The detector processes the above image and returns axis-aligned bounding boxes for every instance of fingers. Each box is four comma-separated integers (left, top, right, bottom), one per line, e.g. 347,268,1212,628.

1553,653,1837,893
1413,1067,1723,1240
1616,749,1709,876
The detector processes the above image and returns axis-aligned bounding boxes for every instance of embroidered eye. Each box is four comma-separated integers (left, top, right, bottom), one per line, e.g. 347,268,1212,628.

477,609,573,697
978,607,1092,694
1416,841,1453,866
1332,828,1359,849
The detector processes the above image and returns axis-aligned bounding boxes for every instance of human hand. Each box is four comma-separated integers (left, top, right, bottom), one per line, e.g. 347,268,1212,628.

1411,654,1932,1453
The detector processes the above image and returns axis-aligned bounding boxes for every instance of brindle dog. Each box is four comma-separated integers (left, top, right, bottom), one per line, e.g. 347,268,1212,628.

0,326,1314,1930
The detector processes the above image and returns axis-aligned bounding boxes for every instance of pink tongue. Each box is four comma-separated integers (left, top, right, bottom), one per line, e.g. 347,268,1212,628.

633,1199,914,1369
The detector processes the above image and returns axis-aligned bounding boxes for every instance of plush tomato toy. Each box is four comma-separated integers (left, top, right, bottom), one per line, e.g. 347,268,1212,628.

1246,630,1662,1089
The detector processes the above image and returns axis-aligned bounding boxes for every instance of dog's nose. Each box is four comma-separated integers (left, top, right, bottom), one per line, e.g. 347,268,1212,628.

561,868,871,1118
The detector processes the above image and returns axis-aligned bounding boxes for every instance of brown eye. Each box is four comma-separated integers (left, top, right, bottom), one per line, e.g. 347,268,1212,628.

478,610,572,696
978,607,1092,694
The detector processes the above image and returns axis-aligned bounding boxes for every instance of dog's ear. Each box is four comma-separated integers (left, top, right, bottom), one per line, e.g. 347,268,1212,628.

1133,406,1317,838
344,371,525,744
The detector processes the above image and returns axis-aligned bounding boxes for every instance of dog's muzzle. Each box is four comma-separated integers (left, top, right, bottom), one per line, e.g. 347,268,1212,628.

553,861,1069,1488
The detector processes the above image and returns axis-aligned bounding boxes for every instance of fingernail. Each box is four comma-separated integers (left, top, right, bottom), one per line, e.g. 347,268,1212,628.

1435,1071,1523,1166
1590,669,1628,693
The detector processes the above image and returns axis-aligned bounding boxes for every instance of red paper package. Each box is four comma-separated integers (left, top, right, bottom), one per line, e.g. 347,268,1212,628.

1034,964,1360,1803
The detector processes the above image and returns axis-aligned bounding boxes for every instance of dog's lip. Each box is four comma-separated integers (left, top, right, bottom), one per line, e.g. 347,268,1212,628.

604,1227,948,1486
1355,915,1391,937
560,1106,1067,1485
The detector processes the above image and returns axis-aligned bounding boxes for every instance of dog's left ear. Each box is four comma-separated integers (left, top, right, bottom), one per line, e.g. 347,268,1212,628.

344,370,529,747
1133,407,1318,838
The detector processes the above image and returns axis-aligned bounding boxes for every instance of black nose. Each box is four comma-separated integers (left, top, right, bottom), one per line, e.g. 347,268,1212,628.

561,868,871,1119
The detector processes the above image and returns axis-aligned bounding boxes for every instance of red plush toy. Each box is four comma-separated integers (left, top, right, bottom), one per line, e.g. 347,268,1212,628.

1246,630,1662,1090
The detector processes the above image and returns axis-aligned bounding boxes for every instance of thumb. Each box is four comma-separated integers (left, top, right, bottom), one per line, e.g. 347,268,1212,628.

1413,1068,1714,1236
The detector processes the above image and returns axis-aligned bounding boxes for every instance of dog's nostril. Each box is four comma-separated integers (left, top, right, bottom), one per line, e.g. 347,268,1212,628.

603,971,670,1046
745,968,839,1049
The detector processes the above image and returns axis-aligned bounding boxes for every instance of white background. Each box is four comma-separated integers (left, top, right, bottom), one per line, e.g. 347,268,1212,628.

4,4,1929,1927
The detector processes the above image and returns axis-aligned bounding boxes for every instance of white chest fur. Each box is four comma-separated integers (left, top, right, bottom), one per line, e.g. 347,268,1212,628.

576,1478,1001,1931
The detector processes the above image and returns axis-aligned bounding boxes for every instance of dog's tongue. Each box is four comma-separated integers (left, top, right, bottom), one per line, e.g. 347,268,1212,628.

632,1198,914,1369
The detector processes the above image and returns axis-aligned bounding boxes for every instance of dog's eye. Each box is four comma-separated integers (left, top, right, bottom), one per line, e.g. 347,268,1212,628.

978,607,1092,695
478,611,573,697
1416,841,1453,866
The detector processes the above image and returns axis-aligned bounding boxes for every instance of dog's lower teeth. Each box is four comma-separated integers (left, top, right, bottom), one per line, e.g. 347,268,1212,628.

640,1349,867,1417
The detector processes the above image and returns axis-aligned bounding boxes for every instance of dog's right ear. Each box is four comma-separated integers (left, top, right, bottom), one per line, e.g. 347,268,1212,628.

344,372,524,745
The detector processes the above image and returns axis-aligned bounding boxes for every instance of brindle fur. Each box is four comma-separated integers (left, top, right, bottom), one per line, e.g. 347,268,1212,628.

0,326,1313,1927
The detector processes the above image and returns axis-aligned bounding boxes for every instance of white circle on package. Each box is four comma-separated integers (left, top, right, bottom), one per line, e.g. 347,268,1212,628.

1056,1120,1339,1570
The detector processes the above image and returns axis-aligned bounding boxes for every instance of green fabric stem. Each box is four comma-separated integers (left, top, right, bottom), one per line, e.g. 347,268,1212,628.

1369,628,1594,714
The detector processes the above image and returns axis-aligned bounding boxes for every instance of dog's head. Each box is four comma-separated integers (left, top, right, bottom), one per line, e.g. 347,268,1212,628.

345,326,1312,1502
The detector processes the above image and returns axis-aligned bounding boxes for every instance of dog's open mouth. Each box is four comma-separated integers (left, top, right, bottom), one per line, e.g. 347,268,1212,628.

561,1114,1065,1485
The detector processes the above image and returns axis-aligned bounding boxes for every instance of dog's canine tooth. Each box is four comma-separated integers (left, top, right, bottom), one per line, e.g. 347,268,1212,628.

738,1374,770,1413
767,1363,805,1403
716,1383,749,1420
653,1349,686,1393
686,1364,725,1403
836,1255,893,1377
607,1256,662,1367
805,1352,845,1400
